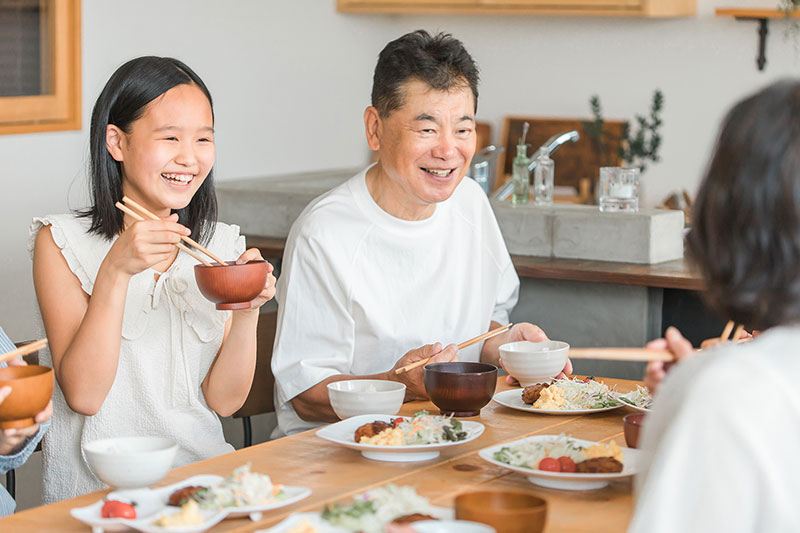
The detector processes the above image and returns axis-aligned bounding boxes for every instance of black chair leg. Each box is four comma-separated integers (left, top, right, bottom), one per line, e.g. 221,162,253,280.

242,417,252,448
6,469,14,499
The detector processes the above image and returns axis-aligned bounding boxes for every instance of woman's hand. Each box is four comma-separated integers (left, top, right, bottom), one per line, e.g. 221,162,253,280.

235,248,276,310
104,213,190,277
644,326,694,394
497,323,573,385
0,357,52,455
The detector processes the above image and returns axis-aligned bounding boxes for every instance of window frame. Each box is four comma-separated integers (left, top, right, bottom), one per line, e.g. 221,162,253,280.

0,0,81,135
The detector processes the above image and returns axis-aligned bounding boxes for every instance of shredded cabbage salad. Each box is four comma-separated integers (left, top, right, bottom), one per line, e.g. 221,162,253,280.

199,464,285,508
394,410,468,445
493,436,586,469
321,484,445,533
617,385,653,409
538,378,621,410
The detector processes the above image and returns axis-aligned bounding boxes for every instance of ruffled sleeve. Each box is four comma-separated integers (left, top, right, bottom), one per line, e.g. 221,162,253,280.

29,215,107,296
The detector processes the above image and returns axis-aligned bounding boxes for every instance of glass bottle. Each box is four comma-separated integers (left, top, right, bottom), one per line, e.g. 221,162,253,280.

511,143,530,206
533,150,554,205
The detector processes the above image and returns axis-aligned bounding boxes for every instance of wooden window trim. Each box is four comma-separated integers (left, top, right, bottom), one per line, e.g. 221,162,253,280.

0,0,81,135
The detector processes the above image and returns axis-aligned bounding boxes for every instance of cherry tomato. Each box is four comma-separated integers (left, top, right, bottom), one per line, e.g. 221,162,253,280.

538,457,561,472
101,500,136,519
557,456,576,473
392,418,403,428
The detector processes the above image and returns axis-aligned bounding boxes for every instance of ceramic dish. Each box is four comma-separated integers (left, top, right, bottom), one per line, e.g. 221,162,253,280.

617,393,651,413
315,414,484,462
492,389,622,415
257,509,463,533
478,435,640,491
70,474,311,533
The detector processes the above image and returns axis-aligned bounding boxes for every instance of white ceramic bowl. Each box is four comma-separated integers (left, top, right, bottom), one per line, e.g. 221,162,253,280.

83,436,178,489
498,340,569,387
327,379,406,419
413,520,496,533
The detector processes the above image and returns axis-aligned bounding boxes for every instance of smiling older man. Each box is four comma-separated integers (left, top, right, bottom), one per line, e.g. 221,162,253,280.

271,30,569,436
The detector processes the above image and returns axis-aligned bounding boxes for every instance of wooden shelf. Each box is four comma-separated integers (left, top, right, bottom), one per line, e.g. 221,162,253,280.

715,7,800,70
715,7,800,19
338,0,696,17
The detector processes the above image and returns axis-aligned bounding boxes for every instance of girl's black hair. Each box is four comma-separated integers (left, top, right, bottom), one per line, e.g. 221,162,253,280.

80,56,217,245
688,79,800,330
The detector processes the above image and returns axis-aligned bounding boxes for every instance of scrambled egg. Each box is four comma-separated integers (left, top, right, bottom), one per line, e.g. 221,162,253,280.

359,427,404,446
533,386,566,409
154,499,205,527
583,440,624,463
287,520,319,533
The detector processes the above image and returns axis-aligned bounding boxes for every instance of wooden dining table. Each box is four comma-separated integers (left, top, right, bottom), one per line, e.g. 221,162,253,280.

0,377,642,532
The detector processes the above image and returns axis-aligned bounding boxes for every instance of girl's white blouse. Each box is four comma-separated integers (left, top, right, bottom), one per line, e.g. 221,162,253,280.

29,214,245,503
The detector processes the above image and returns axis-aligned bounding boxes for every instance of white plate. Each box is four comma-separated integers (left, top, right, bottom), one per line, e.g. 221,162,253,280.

71,474,312,533
617,393,651,413
258,507,457,532
479,435,640,491
491,389,623,415
316,414,484,462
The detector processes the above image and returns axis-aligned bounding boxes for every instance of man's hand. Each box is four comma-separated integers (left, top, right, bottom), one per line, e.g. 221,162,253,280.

497,323,572,385
644,326,694,394
388,343,458,401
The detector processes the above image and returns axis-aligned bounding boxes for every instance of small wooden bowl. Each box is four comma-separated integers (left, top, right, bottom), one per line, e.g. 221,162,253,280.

0,365,53,429
423,362,497,417
194,260,267,310
623,412,647,448
455,490,547,533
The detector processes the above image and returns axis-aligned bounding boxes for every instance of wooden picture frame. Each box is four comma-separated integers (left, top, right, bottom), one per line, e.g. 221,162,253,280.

0,0,81,135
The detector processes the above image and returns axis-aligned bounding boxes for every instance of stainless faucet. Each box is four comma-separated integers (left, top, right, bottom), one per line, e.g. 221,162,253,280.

490,130,580,201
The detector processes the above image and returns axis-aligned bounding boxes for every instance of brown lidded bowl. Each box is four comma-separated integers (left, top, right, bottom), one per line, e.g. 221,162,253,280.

194,260,267,310
623,412,647,448
423,362,497,417
0,365,53,429
455,490,547,533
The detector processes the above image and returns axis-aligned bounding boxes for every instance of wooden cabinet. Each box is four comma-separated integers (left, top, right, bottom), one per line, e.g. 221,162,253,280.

337,0,695,17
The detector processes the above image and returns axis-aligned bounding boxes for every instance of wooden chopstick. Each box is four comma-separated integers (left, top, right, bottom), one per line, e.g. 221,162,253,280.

0,339,48,365
567,347,674,363
394,323,513,375
719,320,735,341
115,202,214,267
121,196,226,266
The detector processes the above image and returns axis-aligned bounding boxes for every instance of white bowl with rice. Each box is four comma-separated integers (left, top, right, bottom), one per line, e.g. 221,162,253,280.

499,340,569,387
83,436,178,489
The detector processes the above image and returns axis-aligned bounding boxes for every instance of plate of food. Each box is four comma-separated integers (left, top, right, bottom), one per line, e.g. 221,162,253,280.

479,435,640,491
492,377,623,415
70,465,312,532
258,484,454,533
315,411,484,462
616,385,652,413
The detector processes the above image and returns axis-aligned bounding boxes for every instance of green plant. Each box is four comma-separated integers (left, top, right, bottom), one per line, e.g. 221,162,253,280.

582,89,664,173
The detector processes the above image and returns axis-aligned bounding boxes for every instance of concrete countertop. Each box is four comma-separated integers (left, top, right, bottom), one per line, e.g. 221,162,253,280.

217,168,684,264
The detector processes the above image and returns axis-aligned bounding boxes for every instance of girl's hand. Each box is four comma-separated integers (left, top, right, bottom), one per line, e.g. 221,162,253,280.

105,213,189,277
644,326,694,394
235,248,276,310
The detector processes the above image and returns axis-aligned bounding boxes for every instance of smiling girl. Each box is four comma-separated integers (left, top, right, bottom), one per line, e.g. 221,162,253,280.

29,57,275,503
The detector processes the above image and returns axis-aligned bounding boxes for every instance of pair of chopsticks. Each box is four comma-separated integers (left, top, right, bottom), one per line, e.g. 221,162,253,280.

0,339,48,366
115,196,224,267
570,321,751,363
719,320,744,342
394,323,513,375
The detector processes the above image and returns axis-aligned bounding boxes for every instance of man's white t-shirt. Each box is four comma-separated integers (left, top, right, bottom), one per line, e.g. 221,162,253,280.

629,325,800,533
271,166,519,436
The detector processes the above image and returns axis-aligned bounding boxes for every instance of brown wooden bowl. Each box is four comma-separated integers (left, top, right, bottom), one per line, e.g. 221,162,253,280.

194,260,267,310
423,362,498,417
623,412,647,448
0,365,53,429
455,490,547,533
